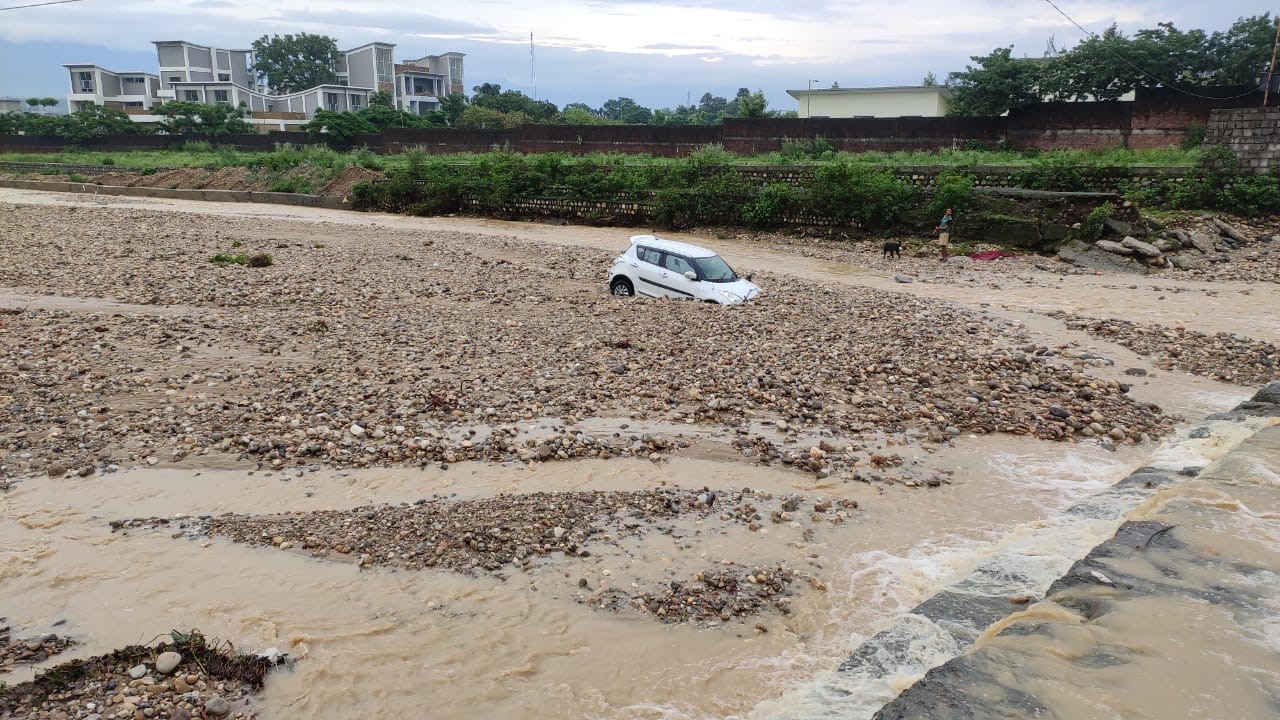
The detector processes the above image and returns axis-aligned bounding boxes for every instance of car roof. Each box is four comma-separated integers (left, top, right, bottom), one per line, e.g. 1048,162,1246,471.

629,234,718,258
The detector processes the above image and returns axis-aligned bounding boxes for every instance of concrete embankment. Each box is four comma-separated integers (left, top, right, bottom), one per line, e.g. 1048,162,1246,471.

872,382,1280,719
0,179,349,209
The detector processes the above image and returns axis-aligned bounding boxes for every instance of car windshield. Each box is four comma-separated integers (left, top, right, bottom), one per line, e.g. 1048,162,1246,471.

691,255,737,282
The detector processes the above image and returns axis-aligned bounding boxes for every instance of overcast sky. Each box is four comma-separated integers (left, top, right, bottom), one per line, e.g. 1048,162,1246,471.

0,0,1267,111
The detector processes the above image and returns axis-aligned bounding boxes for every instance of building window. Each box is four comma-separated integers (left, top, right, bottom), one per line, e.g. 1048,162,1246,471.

325,92,339,111
167,75,182,86
218,73,231,82
350,94,362,110
183,90,200,102
376,48,393,84
78,71,94,93
448,57,463,88
213,89,230,105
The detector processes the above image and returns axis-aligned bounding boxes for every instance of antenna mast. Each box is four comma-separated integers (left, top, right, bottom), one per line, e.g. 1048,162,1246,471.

530,32,537,100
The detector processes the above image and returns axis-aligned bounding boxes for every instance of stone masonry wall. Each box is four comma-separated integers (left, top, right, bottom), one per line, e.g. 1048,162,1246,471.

1206,107,1280,172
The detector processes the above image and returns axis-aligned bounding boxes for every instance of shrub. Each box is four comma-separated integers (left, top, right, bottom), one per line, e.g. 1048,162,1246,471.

1181,124,1207,150
208,253,247,265
929,171,975,217
1074,202,1114,242
100,157,115,166
66,173,90,183
246,253,273,267
779,136,833,161
742,183,802,228
809,160,917,231
1218,175,1280,216
268,178,314,194
180,140,213,153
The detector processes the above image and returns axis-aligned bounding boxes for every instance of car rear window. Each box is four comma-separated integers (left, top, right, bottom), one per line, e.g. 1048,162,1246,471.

636,246,662,265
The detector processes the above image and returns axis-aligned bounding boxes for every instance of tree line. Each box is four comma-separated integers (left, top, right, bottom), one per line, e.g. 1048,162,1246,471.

947,14,1276,116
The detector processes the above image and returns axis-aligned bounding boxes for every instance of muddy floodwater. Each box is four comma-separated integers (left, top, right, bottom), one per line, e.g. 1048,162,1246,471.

2,189,1278,719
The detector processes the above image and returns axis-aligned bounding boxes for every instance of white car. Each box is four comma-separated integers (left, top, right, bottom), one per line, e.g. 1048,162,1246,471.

608,235,761,305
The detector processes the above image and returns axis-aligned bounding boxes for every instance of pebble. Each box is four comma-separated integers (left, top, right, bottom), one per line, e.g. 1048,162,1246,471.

156,650,182,674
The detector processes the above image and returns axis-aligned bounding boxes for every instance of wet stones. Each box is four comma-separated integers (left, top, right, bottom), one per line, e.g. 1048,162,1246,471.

590,564,796,626
0,625,76,671
1055,313,1278,386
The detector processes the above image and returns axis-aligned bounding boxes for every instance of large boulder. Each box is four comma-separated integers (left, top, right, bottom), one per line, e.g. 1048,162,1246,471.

1211,217,1248,243
1096,239,1134,256
1188,231,1218,255
1168,253,1208,270
1102,217,1134,236
1057,240,1148,274
1120,236,1162,258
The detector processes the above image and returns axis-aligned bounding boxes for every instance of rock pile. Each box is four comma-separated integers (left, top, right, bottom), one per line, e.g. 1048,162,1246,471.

590,564,796,626
0,630,280,720
0,625,75,672
0,203,1178,479
1054,314,1279,386
1055,213,1280,281
112,487,812,575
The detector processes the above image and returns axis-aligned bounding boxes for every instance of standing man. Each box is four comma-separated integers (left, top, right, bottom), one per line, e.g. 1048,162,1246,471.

935,208,953,262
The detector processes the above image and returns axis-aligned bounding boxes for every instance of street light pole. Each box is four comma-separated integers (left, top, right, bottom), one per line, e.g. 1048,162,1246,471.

807,79,820,118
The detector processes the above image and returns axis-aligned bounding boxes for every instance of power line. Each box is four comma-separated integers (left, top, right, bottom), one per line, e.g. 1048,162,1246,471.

1039,0,1261,101
0,0,88,10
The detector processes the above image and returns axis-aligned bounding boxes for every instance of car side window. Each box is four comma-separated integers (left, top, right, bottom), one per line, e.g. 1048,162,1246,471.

636,246,661,266
663,254,695,276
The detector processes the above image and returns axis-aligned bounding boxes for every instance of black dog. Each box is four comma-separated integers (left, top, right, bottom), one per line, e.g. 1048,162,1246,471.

882,241,902,259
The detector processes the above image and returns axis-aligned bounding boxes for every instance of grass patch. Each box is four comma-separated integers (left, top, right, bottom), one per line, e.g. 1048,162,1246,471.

208,252,247,265
66,173,90,183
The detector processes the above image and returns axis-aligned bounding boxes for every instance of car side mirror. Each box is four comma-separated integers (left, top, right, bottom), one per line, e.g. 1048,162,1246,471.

683,271,697,281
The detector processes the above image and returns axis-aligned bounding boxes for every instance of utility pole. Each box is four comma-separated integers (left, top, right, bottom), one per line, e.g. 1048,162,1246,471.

1265,16,1280,108
807,79,819,118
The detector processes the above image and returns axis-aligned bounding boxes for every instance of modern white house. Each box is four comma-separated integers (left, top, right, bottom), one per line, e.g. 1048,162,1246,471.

787,86,954,118
63,40,465,132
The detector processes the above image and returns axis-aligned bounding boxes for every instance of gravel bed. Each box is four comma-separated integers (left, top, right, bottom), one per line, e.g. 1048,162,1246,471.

0,203,1178,479
1054,313,1280,385
589,564,796,626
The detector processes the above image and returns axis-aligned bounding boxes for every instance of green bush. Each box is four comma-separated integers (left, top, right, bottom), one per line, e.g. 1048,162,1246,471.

100,157,115,166
1218,175,1280,216
1074,202,1114,242
779,136,833,161
742,183,802,228
1181,125,1207,150
180,140,214,153
929,171,975,217
268,178,315,194
809,160,917,231
66,173,90,183
208,253,247,265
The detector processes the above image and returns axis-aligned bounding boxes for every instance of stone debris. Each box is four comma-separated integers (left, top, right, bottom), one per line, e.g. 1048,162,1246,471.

0,630,282,720
0,202,1178,479
589,565,796,626
0,625,76,672
110,487,834,577
1054,314,1279,386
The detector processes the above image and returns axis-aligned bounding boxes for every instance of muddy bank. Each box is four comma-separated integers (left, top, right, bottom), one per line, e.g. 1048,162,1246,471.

871,383,1280,720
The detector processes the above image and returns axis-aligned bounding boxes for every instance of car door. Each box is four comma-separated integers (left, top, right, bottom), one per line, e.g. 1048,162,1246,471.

631,245,667,298
656,252,703,300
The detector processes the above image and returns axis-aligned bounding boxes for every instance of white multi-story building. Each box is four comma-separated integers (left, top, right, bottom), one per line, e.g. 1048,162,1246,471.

64,40,465,131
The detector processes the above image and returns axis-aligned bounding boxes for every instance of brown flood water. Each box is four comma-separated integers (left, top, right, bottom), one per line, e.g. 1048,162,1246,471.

4,435,1149,720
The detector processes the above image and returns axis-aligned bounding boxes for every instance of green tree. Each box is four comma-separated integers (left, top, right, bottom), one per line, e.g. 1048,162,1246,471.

438,93,467,127
40,98,58,112
250,33,341,93
1206,14,1276,85
697,93,729,119
455,104,509,129
921,72,938,87
368,90,394,108
738,90,769,118
154,101,252,137
948,47,1047,116
25,98,40,113
302,109,377,144
600,97,652,124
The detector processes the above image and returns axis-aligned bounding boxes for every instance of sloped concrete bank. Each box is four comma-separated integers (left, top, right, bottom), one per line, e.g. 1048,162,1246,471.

762,384,1280,719
871,382,1280,719
0,179,348,209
